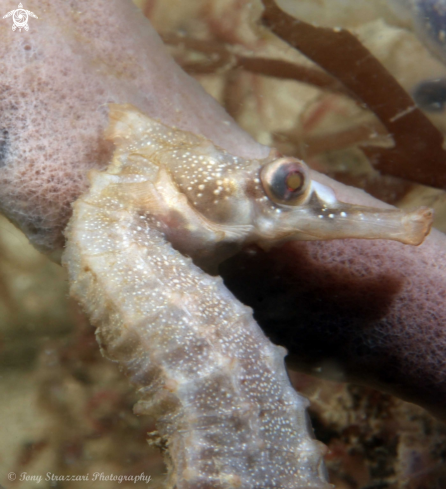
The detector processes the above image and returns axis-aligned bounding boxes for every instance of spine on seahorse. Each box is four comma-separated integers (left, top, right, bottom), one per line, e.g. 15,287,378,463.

63,168,330,489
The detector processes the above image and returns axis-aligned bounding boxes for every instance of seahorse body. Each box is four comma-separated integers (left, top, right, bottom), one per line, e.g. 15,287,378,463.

63,105,432,489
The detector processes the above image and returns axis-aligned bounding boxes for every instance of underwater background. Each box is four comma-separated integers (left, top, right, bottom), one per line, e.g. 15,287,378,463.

1,0,446,487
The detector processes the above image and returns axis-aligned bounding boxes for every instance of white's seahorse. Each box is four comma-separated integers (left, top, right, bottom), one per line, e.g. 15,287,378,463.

62,104,432,489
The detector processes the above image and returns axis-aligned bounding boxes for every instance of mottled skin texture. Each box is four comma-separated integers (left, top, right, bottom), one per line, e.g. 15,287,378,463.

0,0,263,253
63,106,332,489
63,104,432,487
0,0,445,459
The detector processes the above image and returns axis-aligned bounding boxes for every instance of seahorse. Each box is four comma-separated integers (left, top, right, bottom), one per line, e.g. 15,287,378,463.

62,104,432,489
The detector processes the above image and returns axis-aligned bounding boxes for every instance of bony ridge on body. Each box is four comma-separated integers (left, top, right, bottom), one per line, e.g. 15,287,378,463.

62,104,432,489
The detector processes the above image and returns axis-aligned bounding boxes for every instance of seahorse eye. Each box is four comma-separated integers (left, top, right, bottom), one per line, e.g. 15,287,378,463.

260,157,310,205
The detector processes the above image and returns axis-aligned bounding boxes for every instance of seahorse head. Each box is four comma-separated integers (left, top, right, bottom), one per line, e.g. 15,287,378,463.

104,104,433,270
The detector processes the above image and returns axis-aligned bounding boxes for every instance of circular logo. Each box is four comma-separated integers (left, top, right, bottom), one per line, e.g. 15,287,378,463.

13,8,28,29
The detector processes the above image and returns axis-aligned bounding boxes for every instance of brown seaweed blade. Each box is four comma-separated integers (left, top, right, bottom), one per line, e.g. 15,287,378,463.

261,0,446,190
